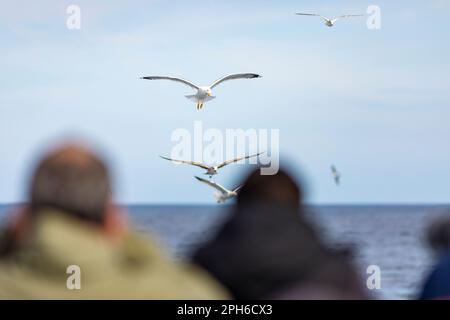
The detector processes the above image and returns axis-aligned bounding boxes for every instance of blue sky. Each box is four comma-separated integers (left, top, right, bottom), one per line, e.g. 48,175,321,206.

0,0,449,204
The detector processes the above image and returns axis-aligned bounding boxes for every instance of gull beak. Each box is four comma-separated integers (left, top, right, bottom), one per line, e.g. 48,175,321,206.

207,92,212,97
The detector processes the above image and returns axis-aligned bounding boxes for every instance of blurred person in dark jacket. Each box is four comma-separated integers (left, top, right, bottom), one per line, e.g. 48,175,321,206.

192,168,366,300
0,141,227,299
419,214,450,300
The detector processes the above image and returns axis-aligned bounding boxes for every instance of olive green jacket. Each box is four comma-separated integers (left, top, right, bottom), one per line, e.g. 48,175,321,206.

0,210,228,299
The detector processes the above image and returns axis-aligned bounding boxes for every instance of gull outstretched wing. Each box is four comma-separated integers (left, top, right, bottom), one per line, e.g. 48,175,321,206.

195,176,229,194
209,73,261,89
216,152,264,169
141,76,200,90
160,156,210,170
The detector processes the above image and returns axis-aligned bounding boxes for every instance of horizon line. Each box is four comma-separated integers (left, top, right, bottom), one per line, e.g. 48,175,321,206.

1,202,450,207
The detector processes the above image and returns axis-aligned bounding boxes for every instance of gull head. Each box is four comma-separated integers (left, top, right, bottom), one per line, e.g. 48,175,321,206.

199,86,213,97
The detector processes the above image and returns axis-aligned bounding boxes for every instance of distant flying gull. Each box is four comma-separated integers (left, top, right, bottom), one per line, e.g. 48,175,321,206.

141,73,261,110
160,153,263,177
295,13,364,27
195,176,242,203
331,165,341,186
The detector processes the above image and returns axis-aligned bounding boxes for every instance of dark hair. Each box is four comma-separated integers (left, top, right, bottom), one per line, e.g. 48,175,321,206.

29,145,111,224
426,214,450,254
237,169,302,209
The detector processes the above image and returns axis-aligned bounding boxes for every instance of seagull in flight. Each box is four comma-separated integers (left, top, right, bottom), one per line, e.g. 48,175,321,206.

295,13,364,27
331,165,342,186
160,153,263,178
141,73,261,110
195,176,242,203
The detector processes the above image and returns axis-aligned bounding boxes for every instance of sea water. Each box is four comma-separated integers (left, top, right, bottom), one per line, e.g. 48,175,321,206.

1,204,449,299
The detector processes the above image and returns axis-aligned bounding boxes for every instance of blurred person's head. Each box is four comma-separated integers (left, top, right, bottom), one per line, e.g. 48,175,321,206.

8,141,125,245
29,143,112,225
425,214,450,256
237,169,302,210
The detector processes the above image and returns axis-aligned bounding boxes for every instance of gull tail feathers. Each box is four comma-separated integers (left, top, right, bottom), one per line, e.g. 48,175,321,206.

214,192,225,203
185,95,199,102
204,96,216,102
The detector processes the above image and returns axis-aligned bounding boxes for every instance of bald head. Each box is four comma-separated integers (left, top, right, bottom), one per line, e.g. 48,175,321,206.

29,144,112,224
